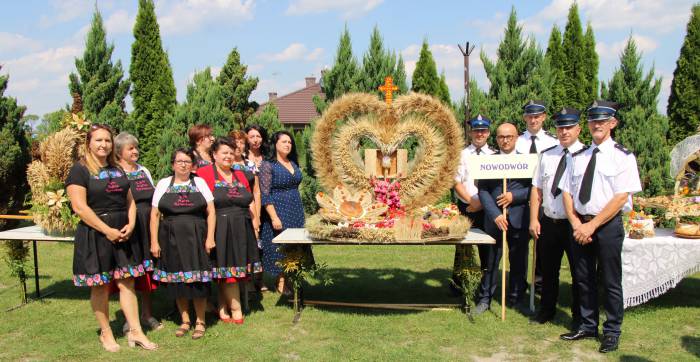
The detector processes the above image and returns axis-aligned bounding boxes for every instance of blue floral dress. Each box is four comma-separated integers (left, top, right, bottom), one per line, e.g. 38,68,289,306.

259,160,305,275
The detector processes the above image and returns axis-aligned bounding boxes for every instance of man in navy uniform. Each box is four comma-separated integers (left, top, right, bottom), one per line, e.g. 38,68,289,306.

560,101,641,353
516,99,558,292
452,115,495,292
474,123,532,314
529,108,584,326
516,100,558,154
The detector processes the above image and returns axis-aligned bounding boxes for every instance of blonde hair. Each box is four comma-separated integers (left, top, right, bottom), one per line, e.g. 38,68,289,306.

81,124,117,175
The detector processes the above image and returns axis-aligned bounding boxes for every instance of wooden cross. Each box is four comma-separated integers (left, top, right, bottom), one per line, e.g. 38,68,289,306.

378,76,399,105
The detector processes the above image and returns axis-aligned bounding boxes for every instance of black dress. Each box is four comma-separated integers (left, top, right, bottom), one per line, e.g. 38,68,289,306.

152,176,212,299
210,165,262,282
66,163,145,287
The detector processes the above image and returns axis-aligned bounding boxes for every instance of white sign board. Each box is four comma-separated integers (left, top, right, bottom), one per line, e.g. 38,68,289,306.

466,154,539,180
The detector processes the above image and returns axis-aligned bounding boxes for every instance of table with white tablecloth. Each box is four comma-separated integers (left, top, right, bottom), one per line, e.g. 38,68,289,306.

623,228,700,308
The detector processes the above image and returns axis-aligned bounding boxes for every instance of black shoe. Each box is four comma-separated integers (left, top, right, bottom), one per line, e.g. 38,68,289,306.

560,330,599,341
512,301,534,316
599,335,619,353
530,311,554,324
474,302,490,315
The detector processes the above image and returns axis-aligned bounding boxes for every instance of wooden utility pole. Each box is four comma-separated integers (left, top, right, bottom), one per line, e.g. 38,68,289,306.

458,42,476,132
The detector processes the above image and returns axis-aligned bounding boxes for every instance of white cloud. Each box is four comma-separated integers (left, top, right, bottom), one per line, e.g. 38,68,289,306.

401,43,490,102
258,43,323,62
1,46,83,115
596,34,659,59
286,0,383,18
105,9,134,35
523,0,694,35
0,32,42,54
39,0,88,27
157,0,255,36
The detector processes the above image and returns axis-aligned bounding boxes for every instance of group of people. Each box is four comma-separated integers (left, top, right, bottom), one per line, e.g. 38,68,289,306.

66,97,640,354
66,123,307,352
454,99,641,353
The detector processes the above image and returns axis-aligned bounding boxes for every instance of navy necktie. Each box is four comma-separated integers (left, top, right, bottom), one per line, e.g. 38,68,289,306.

529,135,537,154
578,148,600,204
551,148,568,197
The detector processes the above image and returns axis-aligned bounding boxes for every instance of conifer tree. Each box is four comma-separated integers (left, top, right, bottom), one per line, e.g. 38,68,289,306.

546,25,566,113
321,26,360,102
217,48,259,130
128,0,176,169
667,4,700,145
0,70,30,228
437,71,451,105
583,23,599,102
561,3,589,109
602,38,670,195
69,8,130,131
360,26,397,95
394,54,408,95
411,39,441,97
246,103,284,135
481,7,546,132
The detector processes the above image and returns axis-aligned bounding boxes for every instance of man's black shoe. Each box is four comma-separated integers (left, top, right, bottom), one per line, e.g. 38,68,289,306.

560,330,599,341
530,311,554,324
599,335,619,353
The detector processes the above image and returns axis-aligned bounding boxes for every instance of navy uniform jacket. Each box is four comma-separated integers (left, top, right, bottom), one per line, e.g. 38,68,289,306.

477,152,532,231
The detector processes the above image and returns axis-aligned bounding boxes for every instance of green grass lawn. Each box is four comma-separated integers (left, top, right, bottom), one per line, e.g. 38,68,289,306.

0,241,698,361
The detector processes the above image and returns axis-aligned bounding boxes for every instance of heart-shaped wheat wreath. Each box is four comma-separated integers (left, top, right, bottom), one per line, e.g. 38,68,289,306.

311,92,464,210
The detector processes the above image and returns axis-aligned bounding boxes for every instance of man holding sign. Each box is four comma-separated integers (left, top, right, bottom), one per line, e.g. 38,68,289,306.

474,123,532,315
529,108,584,327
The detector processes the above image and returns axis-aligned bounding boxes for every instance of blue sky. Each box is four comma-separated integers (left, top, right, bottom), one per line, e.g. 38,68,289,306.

0,0,696,118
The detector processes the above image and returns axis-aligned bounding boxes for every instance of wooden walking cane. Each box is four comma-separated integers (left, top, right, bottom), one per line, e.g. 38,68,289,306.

501,178,508,321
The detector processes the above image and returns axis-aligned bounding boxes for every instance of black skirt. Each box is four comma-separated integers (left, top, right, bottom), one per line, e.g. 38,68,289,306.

211,206,262,280
133,203,154,271
72,210,146,287
153,214,212,299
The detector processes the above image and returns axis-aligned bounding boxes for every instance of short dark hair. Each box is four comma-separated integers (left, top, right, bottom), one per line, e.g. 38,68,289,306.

268,130,298,165
171,147,196,165
209,137,237,159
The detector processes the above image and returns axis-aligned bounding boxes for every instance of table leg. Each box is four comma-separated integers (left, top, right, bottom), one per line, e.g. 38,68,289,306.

292,284,303,324
33,240,40,299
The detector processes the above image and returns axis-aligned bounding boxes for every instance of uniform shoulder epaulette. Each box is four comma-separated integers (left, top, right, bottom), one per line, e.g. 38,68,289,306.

614,143,632,155
545,130,558,139
572,145,589,156
541,145,557,153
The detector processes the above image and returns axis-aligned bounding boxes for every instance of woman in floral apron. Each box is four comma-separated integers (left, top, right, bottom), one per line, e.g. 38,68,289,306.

197,137,261,324
66,124,157,352
150,148,216,340
113,132,163,333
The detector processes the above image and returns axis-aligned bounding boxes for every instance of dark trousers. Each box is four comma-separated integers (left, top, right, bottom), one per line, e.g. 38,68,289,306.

452,201,486,281
539,216,581,326
571,214,624,336
477,223,530,305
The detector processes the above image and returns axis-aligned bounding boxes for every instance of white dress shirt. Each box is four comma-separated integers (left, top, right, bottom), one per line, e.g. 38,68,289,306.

455,143,495,204
516,129,558,154
532,140,584,219
561,138,642,215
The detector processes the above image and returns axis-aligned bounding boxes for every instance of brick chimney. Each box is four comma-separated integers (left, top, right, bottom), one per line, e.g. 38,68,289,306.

268,92,277,101
305,77,316,87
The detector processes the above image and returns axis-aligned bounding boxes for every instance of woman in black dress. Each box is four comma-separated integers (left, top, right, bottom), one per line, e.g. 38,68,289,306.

66,124,157,352
150,148,216,340
197,137,261,324
113,132,162,332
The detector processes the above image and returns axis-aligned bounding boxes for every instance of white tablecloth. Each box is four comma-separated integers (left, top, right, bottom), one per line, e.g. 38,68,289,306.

623,228,700,308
